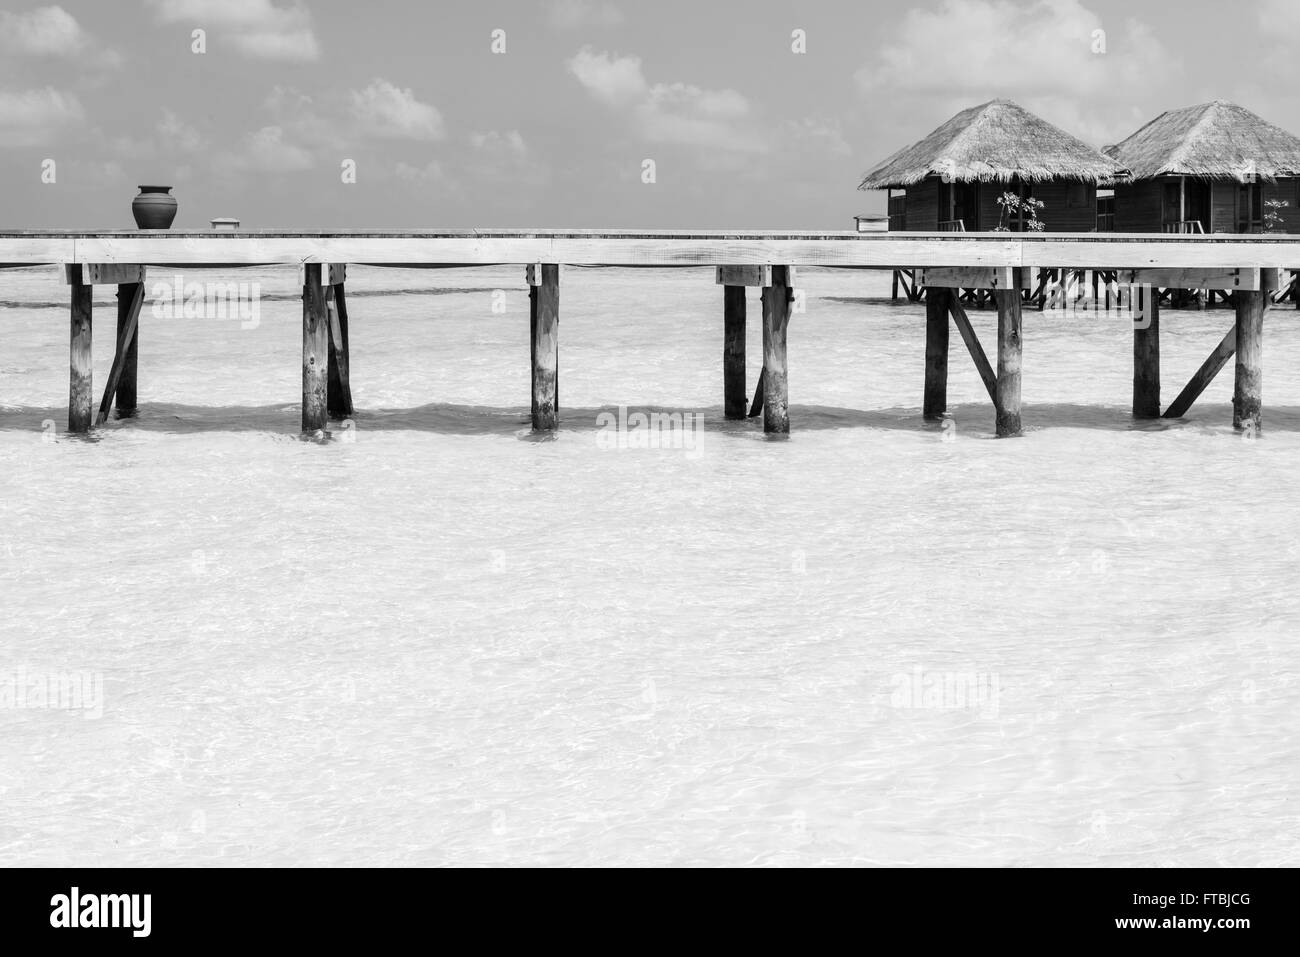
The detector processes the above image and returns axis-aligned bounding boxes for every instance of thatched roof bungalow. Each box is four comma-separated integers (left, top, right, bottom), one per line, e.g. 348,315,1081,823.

1104,101,1300,234
859,99,1128,232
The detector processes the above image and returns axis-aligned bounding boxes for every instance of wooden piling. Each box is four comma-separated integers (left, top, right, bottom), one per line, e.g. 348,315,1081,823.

326,281,354,419
1132,284,1161,418
948,297,997,404
1233,270,1275,431
723,285,747,419
760,266,792,434
1162,326,1236,419
924,287,950,420
993,269,1023,437
302,264,328,432
748,368,766,418
68,266,93,434
98,281,144,425
530,264,560,431
114,281,141,417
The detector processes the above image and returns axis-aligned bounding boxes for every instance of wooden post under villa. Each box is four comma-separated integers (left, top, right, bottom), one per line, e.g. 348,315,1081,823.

67,265,93,434
1133,284,1161,418
948,296,997,404
1162,326,1237,419
994,268,1024,437
924,286,951,420
1233,268,1276,431
761,265,793,434
115,279,142,417
723,285,747,419
302,263,328,432
326,264,354,420
98,279,145,425
529,263,560,431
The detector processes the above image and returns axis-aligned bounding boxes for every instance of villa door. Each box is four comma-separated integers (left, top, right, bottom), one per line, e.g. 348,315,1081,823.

1237,184,1263,233
1184,181,1210,232
939,181,979,230
952,183,979,231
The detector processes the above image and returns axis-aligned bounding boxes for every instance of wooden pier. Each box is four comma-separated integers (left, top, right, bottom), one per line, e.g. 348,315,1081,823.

2,229,1299,438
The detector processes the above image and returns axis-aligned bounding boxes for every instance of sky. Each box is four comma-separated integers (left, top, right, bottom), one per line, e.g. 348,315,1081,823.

1,0,1298,229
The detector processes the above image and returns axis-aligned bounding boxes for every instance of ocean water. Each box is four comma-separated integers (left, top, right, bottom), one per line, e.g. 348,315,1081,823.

1,264,1297,866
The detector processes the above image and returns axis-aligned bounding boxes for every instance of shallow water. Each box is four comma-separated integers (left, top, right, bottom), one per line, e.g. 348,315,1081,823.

1,264,1297,866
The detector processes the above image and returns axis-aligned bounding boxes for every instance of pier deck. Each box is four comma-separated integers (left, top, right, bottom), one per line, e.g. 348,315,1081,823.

1,230,1297,437
5,228,1300,267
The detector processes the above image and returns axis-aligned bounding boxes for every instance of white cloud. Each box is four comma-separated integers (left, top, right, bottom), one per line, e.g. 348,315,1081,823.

147,0,320,62
216,125,314,172
782,117,852,157
567,47,765,152
263,85,315,117
853,0,1179,144
568,48,648,106
158,109,204,152
471,130,527,156
0,87,85,147
0,6,87,55
349,79,445,141
548,0,624,30
0,6,120,67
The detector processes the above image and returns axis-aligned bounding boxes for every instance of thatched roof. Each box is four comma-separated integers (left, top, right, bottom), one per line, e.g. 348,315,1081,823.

1104,101,1300,183
858,99,1128,190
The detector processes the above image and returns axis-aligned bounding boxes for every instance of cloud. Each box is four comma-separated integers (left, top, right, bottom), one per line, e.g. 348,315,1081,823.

0,6,87,55
0,6,121,67
256,85,334,148
394,160,455,188
469,130,547,187
157,109,205,152
567,48,647,106
782,117,852,157
470,130,527,156
567,47,765,152
216,125,314,172
853,0,1179,144
548,0,624,30
146,0,320,62
349,79,445,141
0,87,85,147
263,85,315,118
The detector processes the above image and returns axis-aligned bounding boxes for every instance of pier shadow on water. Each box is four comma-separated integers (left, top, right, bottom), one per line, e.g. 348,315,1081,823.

3,400,1300,437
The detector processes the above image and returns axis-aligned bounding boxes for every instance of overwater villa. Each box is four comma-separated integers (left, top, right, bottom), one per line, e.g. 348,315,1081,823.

1104,101,1300,234
858,99,1128,233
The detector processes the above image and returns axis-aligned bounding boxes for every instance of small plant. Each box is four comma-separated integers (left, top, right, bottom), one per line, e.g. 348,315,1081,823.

1264,198,1289,234
993,191,1046,232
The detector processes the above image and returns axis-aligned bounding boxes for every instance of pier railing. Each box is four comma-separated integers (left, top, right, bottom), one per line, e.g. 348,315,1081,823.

2,230,1298,440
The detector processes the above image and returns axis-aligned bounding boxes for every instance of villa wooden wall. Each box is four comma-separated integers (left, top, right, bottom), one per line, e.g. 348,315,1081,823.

1261,181,1300,233
1117,178,1300,233
1113,181,1164,232
902,180,940,231
897,178,1097,231
1210,182,1237,233
1030,182,1098,232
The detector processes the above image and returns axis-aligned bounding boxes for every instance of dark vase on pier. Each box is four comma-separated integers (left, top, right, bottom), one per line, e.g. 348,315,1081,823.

132,185,178,229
